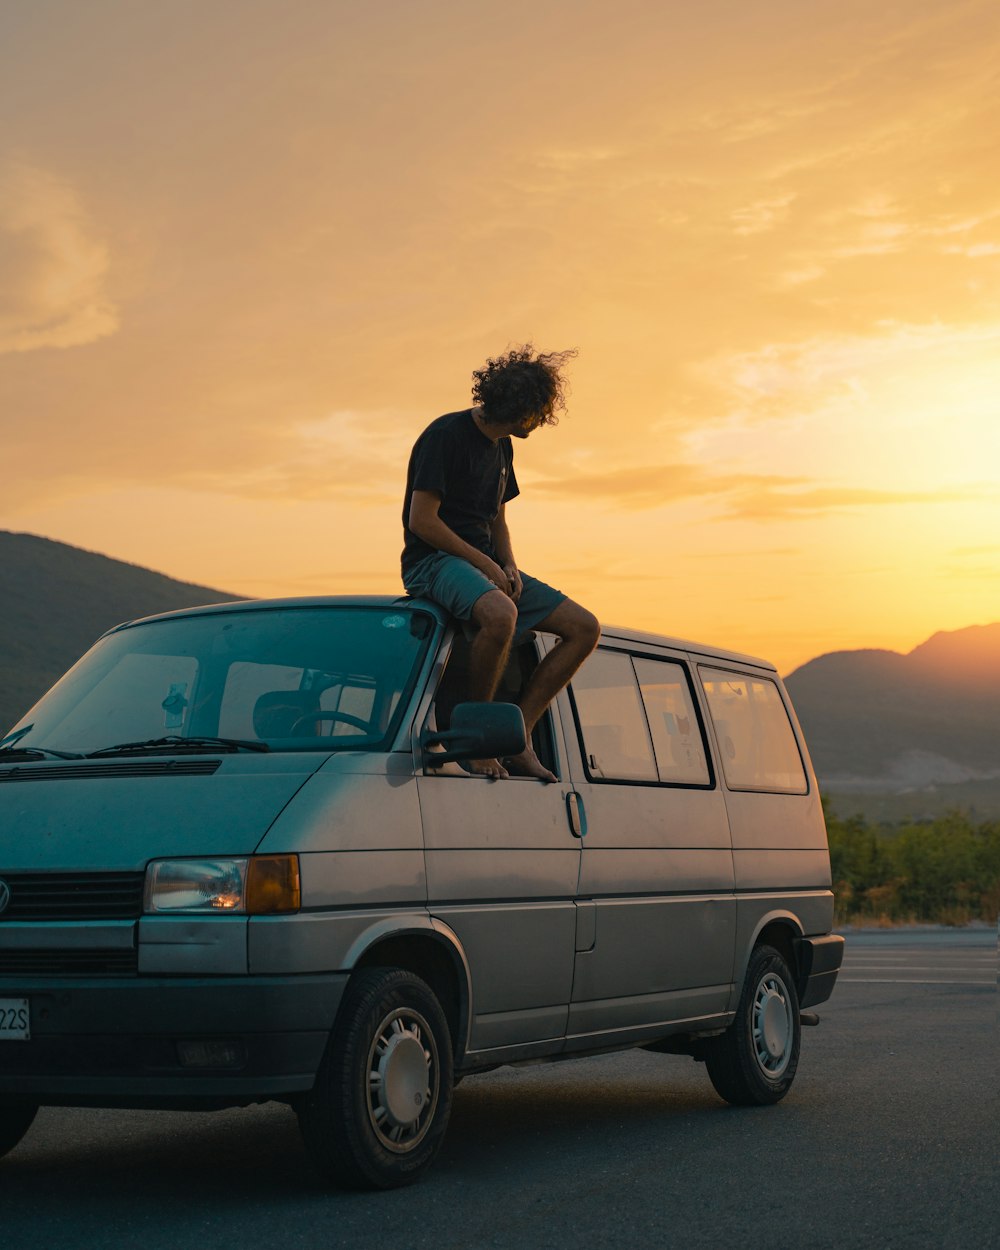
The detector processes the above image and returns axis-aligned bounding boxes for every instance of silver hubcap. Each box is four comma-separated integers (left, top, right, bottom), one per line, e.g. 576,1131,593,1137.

752,973,794,1078
366,1007,438,1153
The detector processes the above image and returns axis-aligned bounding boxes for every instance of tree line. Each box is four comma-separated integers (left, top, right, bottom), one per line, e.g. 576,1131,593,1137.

826,803,1000,926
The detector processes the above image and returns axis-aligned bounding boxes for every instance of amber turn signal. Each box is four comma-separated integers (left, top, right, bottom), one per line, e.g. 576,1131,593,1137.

245,854,301,914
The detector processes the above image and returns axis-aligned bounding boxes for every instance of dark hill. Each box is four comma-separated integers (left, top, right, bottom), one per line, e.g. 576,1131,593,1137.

0,531,237,733
785,622,1000,789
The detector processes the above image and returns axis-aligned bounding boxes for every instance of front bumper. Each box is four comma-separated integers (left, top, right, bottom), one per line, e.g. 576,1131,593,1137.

0,973,348,1106
796,933,846,1008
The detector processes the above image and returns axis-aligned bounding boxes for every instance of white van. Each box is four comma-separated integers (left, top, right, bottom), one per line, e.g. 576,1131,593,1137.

0,596,843,1187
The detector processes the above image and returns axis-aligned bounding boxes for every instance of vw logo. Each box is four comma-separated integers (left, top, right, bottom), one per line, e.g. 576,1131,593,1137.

0,880,10,915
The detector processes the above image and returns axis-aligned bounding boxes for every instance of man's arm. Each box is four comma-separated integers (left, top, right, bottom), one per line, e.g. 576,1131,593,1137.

409,491,512,596
490,505,522,603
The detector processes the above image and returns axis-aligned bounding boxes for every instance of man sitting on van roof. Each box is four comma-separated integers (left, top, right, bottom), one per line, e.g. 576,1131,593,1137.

401,344,600,781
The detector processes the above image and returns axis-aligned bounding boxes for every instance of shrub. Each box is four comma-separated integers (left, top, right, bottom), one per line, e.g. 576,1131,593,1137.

825,803,1000,925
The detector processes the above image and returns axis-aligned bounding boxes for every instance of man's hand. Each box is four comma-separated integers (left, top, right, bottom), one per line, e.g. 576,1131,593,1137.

503,563,523,603
480,557,515,597
410,491,520,601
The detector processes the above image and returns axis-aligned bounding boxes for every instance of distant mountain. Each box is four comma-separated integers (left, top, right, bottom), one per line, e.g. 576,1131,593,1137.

0,531,237,733
785,623,1000,814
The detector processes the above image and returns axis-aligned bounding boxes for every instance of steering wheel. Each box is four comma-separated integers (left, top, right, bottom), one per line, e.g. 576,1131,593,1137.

290,710,373,736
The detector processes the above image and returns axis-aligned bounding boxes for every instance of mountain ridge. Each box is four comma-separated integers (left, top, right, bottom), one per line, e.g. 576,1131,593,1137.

784,621,1000,807
0,530,237,733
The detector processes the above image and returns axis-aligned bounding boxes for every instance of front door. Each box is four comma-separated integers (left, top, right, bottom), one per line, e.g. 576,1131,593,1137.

417,636,582,1055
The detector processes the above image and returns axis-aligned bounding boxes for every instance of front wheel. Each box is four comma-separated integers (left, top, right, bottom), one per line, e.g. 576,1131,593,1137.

0,1104,39,1160
706,944,801,1106
298,968,454,1189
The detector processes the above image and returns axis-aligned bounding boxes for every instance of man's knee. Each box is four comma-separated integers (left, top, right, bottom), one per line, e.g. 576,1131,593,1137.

578,608,601,647
559,604,601,653
472,590,517,646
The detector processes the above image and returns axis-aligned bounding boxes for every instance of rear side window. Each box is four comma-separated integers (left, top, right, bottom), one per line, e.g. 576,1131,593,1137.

699,668,807,794
633,657,710,785
570,649,711,786
570,650,657,781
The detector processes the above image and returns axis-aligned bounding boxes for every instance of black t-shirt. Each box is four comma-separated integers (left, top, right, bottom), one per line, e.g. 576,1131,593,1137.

401,409,520,575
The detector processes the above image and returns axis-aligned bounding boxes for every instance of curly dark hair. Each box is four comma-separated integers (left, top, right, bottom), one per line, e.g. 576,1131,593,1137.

471,344,578,427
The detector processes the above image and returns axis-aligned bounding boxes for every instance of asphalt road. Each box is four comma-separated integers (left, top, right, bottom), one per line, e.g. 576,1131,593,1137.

1,931,995,1250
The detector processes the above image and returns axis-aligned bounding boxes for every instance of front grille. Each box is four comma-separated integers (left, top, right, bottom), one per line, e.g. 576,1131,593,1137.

0,948,138,976
0,873,145,920
0,759,221,784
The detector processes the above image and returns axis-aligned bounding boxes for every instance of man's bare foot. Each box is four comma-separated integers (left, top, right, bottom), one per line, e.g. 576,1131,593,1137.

465,758,509,779
503,747,557,782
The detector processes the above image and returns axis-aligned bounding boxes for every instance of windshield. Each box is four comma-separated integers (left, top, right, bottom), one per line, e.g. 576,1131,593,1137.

3,606,435,756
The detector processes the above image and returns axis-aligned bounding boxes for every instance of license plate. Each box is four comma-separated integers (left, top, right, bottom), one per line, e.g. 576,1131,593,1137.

0,998,30,1040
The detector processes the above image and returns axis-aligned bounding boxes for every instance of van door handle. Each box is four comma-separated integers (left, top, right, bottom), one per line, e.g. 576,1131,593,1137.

566,791,587,839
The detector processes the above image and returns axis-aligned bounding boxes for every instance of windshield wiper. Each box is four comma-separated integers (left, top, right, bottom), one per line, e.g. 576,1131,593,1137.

0,746,85,761
0,725,35,750
87,735,270,758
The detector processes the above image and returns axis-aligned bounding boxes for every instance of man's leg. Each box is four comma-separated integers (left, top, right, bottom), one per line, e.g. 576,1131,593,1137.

506,598,600,781
465,589,518,777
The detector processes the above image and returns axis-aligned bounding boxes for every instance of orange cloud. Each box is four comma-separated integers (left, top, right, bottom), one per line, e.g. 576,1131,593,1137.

527,463,762,510
0,162,119,353
528,461,988,520
726,484,985,521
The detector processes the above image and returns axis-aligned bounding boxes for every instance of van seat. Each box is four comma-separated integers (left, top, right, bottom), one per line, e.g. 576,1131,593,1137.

252,691,321,738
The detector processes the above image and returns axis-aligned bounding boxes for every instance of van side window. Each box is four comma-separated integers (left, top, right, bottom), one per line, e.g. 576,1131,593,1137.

633,657,710,785
699,668,807,794
570,650,657,781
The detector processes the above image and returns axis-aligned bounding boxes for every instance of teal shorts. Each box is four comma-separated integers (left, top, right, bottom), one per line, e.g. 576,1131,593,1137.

403,552,566,636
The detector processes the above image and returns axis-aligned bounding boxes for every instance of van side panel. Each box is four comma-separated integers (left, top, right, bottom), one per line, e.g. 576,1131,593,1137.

720,757,834,953
732,847,831,890
254,754,425,854
249,908,435,975
724,790,829,851
417,773,580,1051
251,755,426,974
568,786,736,1029
731,891,836,1006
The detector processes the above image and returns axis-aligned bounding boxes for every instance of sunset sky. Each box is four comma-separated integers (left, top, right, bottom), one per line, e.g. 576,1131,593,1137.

1,0,998,673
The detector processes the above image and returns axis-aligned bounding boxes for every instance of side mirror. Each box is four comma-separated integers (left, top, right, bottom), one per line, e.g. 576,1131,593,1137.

421,702,526,766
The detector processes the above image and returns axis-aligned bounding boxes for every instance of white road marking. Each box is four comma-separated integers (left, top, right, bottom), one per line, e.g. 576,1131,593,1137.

839,977,994,985
842,964,995,972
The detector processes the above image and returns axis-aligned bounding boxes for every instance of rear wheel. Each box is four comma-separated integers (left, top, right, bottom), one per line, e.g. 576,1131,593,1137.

706,944,801,1106
298,968,453,1189
0,1104,38,1159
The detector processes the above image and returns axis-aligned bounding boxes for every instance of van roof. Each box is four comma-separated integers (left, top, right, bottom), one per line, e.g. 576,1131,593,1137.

107,596,777,672
600,623,776,672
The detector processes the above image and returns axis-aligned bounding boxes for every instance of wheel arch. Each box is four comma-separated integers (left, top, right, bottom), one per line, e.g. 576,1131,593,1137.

343,918,473,1062
739,910,805,991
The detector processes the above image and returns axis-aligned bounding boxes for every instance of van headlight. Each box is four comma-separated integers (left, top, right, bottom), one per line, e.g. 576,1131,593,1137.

144,855,300,914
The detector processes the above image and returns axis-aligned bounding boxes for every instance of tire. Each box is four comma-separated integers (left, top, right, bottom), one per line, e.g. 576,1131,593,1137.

705,944,801,1106
0,1104,38,1159
297,968,454,1189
